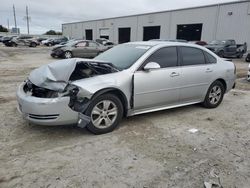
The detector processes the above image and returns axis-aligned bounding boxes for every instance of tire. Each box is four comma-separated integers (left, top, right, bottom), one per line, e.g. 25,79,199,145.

30,42,37,47
202,81,225,108
217,50,224,58
64,51,72,59
48,43,52,47
85,94,123,134
12,43,17,47
246,56,250,62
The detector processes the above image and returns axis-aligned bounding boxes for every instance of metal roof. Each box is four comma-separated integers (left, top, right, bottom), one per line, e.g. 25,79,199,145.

62,0,249,25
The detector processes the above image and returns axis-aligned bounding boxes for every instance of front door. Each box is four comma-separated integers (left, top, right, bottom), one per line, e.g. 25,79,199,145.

134,47,180,110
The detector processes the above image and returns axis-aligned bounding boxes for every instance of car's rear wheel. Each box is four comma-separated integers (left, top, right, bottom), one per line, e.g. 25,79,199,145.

85,94,123,134
30,42,37,47
64,51,72,59
202,81,225,108
246,55,250,62
218,50,224,58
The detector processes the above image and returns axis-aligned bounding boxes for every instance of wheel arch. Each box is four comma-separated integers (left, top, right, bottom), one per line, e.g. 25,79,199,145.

215,78,227,92
91,88,128,117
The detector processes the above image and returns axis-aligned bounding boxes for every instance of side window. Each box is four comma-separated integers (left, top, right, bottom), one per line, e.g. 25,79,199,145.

145,47,178,68
204,51,217,64
181,47,206,66
76,42,87,47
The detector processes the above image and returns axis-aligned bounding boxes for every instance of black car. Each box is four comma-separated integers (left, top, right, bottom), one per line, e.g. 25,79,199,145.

246,53,250,62
2,36,17,47
45,37,68,46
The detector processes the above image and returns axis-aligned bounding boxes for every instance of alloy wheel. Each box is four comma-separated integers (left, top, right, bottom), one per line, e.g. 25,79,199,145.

209,86,222,105
64,51,72,58
91,100,118,129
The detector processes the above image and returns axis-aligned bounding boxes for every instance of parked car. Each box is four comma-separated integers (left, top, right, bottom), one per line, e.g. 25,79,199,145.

17,41,236,134
51,40,106,59
11,36,39,47
189,41,207,46
41,38,54,45
96,38,115,49
0,36,4,42
2,36,17,47
245,53,250,62
247,64,250,81
36,37,48,43
206,40,247,58
44,37,68,46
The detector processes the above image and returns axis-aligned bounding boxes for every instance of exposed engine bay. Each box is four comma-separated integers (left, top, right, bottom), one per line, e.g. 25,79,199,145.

23,59,119,98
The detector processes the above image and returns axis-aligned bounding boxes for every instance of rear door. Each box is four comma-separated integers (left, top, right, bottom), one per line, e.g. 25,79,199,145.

134,47,181,110
88,42,100,57
178,46,215,103
72,41,88,57
225,40,237,55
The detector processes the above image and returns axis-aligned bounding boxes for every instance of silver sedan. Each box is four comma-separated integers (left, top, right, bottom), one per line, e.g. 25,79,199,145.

17,41,236,134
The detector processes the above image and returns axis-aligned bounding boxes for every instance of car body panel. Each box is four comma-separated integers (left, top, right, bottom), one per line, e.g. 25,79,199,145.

17,82,78,125
133,67,181,110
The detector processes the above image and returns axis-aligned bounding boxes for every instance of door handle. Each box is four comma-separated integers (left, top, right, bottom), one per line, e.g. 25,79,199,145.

206,68,213,73
170,72,180,77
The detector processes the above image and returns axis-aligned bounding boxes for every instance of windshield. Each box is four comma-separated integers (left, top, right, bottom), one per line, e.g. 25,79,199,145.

209,40,226,45
94,44,151,70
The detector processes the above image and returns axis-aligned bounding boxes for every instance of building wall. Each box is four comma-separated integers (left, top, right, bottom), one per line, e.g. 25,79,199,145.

62,1,250,45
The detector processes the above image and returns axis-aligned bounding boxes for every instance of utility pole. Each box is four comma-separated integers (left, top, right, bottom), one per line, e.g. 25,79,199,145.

7,19,9,30
26,6,30,34
13,4,17,29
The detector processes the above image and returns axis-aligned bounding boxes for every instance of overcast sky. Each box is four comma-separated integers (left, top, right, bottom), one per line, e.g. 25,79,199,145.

0,0,240,34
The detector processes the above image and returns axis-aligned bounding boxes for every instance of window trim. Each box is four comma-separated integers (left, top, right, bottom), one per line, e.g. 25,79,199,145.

137,46,180,71
178,46,207,67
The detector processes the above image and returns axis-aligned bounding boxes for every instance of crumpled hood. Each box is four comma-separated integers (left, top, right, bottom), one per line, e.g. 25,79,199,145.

28,58,105,92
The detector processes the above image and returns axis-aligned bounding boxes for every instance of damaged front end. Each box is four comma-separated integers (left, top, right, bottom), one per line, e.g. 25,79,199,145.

17,58,119,126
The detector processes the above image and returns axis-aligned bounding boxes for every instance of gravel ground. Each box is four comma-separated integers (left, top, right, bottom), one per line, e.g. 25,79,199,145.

0,46,250,188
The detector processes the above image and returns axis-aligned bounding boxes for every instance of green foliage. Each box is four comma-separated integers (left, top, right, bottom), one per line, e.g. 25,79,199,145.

0,25,8,32
44,30,62,35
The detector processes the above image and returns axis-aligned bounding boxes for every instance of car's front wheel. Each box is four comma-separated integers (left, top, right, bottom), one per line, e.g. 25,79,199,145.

202,81,225,108
85,94,123,134
64,51,72,59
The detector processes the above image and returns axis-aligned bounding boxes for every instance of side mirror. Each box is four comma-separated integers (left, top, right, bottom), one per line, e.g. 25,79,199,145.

143,62,161,71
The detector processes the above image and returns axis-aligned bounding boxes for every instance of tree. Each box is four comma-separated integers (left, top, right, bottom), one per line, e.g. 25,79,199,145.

0,25,8,32
44,30,62,35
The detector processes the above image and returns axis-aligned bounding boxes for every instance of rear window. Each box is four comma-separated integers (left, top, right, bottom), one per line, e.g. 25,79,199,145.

204,51,217,64
180,47,206,66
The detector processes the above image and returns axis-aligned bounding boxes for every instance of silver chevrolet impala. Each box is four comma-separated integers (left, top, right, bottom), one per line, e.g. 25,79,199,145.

17,41,236,134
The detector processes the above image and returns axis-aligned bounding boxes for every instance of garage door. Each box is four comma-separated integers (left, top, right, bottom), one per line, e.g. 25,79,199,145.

99,28,109,39
177,23,203,41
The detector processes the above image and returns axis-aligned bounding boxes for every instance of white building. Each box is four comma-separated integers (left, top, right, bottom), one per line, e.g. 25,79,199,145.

62,0,250,45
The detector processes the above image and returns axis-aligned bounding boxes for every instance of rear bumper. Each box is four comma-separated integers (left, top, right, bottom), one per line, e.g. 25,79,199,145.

16,82,78,125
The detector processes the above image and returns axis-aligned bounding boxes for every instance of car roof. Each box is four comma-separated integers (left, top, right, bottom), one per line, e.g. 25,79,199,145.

127,41,199,47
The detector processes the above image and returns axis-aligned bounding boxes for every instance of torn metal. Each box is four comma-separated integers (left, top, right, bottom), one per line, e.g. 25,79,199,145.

28,58,117,92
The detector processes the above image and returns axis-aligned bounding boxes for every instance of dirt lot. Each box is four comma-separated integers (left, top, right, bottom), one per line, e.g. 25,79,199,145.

0,45,250,188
